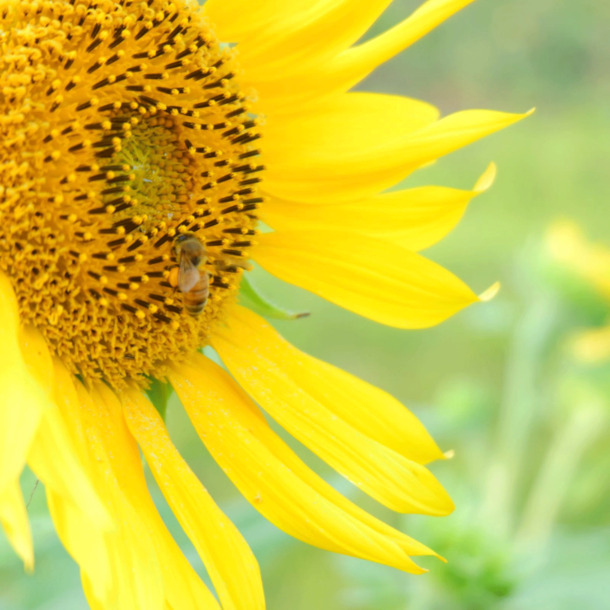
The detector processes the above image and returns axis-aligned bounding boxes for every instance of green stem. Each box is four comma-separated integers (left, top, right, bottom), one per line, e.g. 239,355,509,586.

515,401,605,548
480,294,559,535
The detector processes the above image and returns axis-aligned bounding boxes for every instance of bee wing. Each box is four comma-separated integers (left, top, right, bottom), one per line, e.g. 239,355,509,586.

178,256,200,293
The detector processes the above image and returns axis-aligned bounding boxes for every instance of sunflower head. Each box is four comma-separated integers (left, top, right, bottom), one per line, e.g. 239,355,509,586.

0,1,534,607
0,0,262,385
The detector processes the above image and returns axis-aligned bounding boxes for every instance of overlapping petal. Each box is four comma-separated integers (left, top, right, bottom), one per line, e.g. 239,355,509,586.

262,163,496,251
253,230,480,328
221,1,395,80
204,0,315,42
214,306,444,462
23,331,110,532
45,361,116,604
121,387,265,610
264,93,438,159
0,276,50,566
242,0,477,113
56,373,165,610
262,104,529,203
46,489,113,605
43,361,219,610
13,327,114,599
0,276,48,497
212,307,451,514
170,354,441,574
0,481,33,570
89,382,222,610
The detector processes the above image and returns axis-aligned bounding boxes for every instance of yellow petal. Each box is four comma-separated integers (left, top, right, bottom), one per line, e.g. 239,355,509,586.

47,488,114,603
0,275,46,514
264,93,438,157
28,402,111,531
326,0,478,95
89,382,221,610
54,373,164,610
17,328,111,534
121,387,264,610
203,0,313,42
50,360,205,610
247,0,473,115
0,480,33,571
42,361,114,603
29,406,114,596
253,230,479,328
52,365,191,610
250,0,476,113
170,353,441,574
262,163,496,251
212,307,450,514
0,363,46,495
215,306,445,464
230,1,395,81
262,106,529,203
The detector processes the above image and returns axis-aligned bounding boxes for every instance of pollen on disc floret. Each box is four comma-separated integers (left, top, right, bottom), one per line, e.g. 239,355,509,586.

0,0,263,386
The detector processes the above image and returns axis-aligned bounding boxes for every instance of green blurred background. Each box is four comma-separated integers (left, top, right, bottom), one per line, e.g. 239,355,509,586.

2,1,609,608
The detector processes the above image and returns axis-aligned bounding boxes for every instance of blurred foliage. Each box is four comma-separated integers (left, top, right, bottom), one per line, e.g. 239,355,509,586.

2,1,609,608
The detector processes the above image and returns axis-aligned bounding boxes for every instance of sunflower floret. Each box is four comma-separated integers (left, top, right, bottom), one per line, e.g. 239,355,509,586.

0,0,262,385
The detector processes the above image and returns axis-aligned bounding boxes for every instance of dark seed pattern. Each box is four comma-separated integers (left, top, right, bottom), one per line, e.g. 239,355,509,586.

0,0,262,386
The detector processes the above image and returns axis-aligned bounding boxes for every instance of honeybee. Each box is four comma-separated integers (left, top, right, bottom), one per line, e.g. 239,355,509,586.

171,233,209,317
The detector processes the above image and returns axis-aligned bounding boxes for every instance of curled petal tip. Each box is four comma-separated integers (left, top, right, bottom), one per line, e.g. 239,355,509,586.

479,281,501,302
443,449,455,460
473,162,497,192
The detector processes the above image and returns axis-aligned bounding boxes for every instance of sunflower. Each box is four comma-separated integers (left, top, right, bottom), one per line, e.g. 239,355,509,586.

0,0,528,607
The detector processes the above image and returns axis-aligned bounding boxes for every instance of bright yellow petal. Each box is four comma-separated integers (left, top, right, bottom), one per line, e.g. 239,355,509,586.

121,387,264,610
170,353,442,574
262,163,496,251
262,106,529,203
28,400,111,531
89,382,222,610
0,481,33,571
0,276,47,497
18,327,111,533
212,307,450,514
44,361,115,604
326,0,477,95
28,404,113,558
50,363,213,610
65,378,164,610
203,0,313,42
249,0,476,113
215,306,445,464
0,277,47,567
229,1,394,81
253,230,479,328
264,93,438,157
46,489,113,603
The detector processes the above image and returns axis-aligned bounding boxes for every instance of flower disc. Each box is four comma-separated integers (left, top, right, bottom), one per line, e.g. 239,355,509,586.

0,0,262,384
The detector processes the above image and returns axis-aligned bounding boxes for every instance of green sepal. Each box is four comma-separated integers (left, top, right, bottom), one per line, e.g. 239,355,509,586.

238,274,309,320
145,377,174,421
